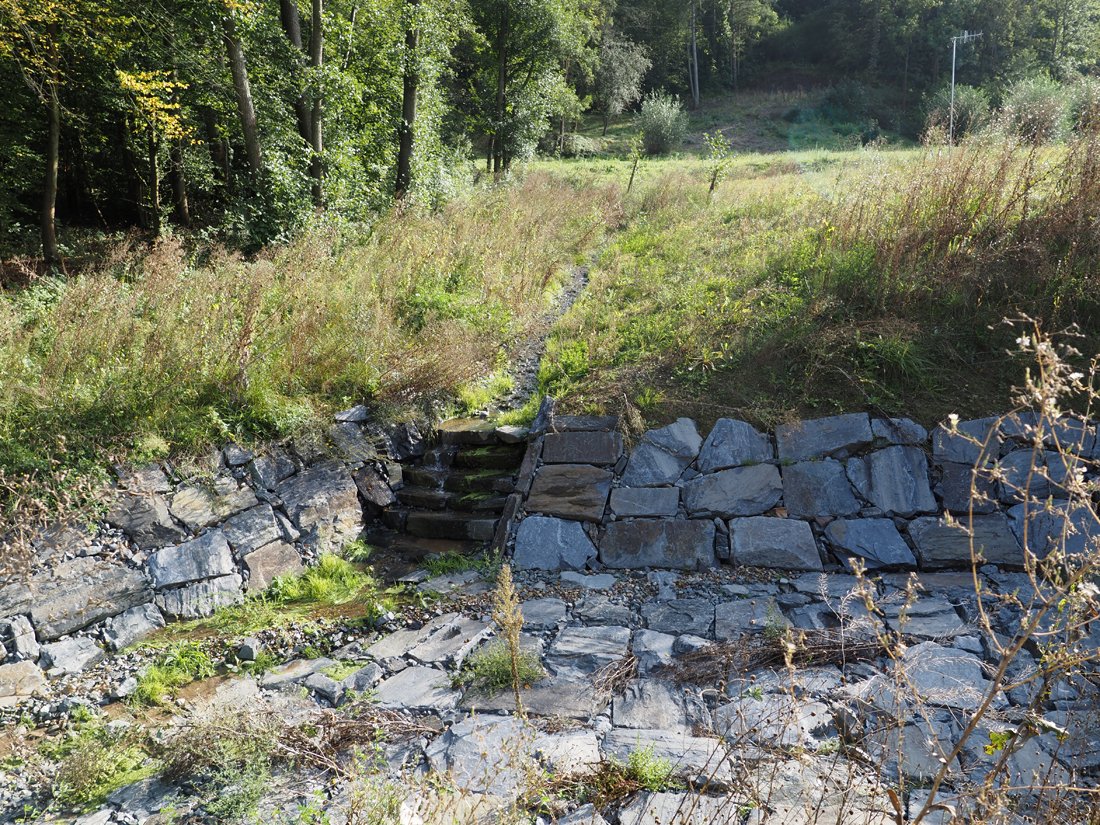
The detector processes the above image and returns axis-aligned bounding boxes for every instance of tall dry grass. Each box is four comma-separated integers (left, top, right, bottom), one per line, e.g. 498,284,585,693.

0,173,619,520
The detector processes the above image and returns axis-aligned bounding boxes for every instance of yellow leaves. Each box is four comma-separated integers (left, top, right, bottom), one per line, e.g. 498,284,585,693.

117,69,191,141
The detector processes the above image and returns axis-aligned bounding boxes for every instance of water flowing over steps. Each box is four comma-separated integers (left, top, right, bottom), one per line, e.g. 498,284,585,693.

364,418,526,578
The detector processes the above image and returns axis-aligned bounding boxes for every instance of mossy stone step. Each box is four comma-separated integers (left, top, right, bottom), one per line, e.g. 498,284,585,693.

438,418,500,447
452,444,525,470
405,511,498,541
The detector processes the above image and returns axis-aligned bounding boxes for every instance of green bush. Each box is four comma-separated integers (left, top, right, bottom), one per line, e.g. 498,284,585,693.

460,639,544,693
1070,75,1100,132
1002,76,1073,143
925,84,991,139
638,92,688,156
131,641,215,706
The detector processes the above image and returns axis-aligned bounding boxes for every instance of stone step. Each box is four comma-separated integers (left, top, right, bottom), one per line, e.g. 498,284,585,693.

362,528,483,580
438,418,500,447
402,466,513,494
396,486,452,510
405,511,498,541
396,486,508,514
452,444,525,470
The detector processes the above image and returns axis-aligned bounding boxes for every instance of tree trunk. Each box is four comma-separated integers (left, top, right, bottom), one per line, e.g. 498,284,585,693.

223,14,263,179
41,22,61,270
689,0,700,109
148,132,161,234
493,7,509,177
279,0,313,144
309,0,324,205
202,108,231,193
169,141,190,226
395,0,419,199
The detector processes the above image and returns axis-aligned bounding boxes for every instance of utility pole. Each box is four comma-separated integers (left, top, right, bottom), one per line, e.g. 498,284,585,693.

949,30,982,144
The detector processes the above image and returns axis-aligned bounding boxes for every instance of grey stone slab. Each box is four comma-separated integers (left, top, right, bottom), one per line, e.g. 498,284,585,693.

259,657,336,689
682,464,782,518
222,503,282,557
619,793,746,825
883,596,968,639
995,449,1071,502
553,414,620,432
520,598,568,631
545,625,631,678
697,419,773,472
613,679,709,735
824,518,916,570
542,431,624,466
27,557,152,641
103,604,165,651
872,417,928,446
641,599,714,637
560,571,617,590
847,446,936,517
148,531,235,589
620,419,702,486
0,615,38,661
781,460,860,518
155,574,243,620
935,462,999,514
327,422,378,463
462,676,606,721
243,541,304,592
715,598,788,640
367,613,456,659
775,414,873,462
534,730,603,777
375,665,460,712
0,661,48,708
526,464,612,523
40,637,105,675
728,517,821,571
601,729,737,789
715,693,832,748
1008,501,1100,558
105,492,187,551
1001,412,1096,454
409,616,491,667
632,629,677,676
170,482,258,532
575,594,633,625
426,716,533,797
909,514,1022,568
353,465,398,512
341,662,384,695
513,516,597,571
932,417,1000,465
902,642,989,711
277,461,362,537
609,487,680,517
600,519,716,570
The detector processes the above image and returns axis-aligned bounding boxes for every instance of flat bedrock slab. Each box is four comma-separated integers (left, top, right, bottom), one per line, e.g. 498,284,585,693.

775,413,873,462
682,464,782,518
697,418,773,472
715,597,788,640
782,459,860,518
641,599,714,637
609,487,680,518
601,729,737,789
545,625,631,678
147,531,235,589
426,716,533,797
541,431,624,466
526,464,612,523
375,665,460,712
909,514,1022,568
613,680,709,735
28,557,152,641
728,517,822,571
847,446,937,517
824,518,916,570
620,419,702,486
600,519,717,570
513,516,597,571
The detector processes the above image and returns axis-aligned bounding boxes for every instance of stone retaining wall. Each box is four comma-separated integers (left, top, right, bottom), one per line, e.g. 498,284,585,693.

508,403,1100,573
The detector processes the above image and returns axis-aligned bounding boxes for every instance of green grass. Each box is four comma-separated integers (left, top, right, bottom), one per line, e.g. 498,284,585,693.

421,552,496,578
626,745,683,793
457,639,545,693
266,554,373,606
130,641,216,707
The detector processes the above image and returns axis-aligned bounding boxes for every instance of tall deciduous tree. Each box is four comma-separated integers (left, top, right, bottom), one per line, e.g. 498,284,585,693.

593,31,650,134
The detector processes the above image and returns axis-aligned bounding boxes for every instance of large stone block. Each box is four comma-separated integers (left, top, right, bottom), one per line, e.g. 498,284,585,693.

105,492,186,550
222,503,282,557
620,419,702,486
995,449,1071,503
775,414,873,462
609,487,680,518
872,417,928,446
931,417,1000,465
781,459,860,518
1008,501,1100,558
542,431,624,466
526,464,612,523
682,464,782,518
0,661,47,708
170,480,258,532
277,461,362,547
513,516,597,571
103,604,165,651
824,518,916,570
847,446,936,517
697,419,772,472
728,517,821,571
243,541,304,592
935,462,999,514
600,519,717,570
909,514,1022,568
28,558,152,641
147,531,235,589
156,574,243,620
39,636,105,675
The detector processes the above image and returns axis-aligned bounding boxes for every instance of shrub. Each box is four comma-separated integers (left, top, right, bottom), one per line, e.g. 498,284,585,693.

267,554,372,605
638,92,687,156
1070,75,1100,132
925,84,991,139
626,745,681,792
560,133,600,158
460,639,544,694
1001,75,1073,143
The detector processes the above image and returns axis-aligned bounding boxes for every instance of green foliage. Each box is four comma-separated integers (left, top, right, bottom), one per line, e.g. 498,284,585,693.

1002,75,1074,143
638,92,687,156
131,641,215,707
594,33,651,126
926,84,991,139
421,552,493,578
267,554,373,606
626,744,682,792
460,639,544,694
44,711,156,810
342,539,374,563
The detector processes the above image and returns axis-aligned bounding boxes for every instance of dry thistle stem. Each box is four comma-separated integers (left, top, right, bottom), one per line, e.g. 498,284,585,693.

491,563,526,717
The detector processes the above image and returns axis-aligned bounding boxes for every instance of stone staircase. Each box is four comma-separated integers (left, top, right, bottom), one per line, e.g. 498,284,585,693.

363,418,527,574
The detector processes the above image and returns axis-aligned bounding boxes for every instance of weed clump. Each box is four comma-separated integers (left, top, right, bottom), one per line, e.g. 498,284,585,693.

267,553,373,605
131,641,215,707
461,639,544,695
639,92,687,156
